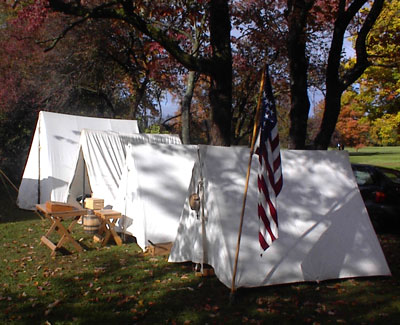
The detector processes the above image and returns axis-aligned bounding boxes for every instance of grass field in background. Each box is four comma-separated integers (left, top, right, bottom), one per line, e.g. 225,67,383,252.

1,146,400,324
347,146,400,170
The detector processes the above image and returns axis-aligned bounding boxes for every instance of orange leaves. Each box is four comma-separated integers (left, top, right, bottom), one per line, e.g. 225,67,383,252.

336,100,371,147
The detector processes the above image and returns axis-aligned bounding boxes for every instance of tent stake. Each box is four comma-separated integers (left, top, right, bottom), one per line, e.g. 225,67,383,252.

231,66,266,296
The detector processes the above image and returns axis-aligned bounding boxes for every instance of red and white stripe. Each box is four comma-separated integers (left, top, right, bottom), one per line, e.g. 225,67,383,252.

257,129,282,250
256,68,282,251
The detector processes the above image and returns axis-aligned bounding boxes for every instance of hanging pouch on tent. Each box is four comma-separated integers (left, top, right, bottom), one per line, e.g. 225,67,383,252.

189,193,200,213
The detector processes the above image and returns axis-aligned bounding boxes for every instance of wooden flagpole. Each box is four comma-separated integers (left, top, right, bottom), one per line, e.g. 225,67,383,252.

230,65,267,298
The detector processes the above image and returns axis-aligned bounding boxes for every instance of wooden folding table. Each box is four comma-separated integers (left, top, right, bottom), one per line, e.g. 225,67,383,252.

94,209,123,246
36,203,87,257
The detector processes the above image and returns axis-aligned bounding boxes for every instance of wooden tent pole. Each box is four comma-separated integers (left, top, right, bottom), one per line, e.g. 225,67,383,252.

38,117,41,205
230,66,266,297
0,168,19,193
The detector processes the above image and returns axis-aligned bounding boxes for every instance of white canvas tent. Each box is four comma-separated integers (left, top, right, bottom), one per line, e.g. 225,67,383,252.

17,111,140,210
68,130,183,208
169,145,391,288
112,143,198,250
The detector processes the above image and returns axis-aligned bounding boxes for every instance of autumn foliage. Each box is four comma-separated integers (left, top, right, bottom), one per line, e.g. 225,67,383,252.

0,0,398,182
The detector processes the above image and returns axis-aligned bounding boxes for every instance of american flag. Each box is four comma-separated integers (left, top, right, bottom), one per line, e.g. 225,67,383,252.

255,67,283,251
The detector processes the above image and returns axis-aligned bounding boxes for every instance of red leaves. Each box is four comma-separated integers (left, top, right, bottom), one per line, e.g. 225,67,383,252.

11,0,50,34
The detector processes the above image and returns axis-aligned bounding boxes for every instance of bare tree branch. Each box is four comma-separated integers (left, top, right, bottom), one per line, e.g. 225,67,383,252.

42,16,89,52
162,113,182,125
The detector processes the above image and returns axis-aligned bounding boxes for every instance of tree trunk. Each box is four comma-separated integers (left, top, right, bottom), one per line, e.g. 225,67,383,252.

313,0,384,149
130,76,148,120
181,71,197,144
286,0,315,149
208,0,232,146
315,87,343,149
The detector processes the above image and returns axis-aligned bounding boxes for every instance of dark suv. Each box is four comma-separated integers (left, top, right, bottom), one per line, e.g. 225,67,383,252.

351,163,400,232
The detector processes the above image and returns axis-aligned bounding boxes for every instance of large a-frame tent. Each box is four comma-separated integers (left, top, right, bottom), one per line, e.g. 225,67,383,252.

112,143,198,250
169,145,391,288
17,111,140,210
68,130,183,209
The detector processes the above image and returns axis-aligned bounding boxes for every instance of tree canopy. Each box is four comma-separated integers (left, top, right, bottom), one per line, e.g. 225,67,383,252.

1,0,398,179
334,0,400,146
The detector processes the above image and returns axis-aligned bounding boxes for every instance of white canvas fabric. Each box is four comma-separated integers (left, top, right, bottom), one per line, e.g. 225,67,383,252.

68,130,183,208
17,111,140,210
169,145,391,288
112,143,198,250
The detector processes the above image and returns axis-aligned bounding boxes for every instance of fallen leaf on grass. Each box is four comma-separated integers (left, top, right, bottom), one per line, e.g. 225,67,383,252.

44,299,61,316
94,267,106,274
177,287,194,291
333,300,346,305
256,297,268,305
47,299,61,309
204,304,220,312
117,297,130,306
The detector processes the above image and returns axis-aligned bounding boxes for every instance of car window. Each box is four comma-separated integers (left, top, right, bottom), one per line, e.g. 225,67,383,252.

380,169,400,185
354,169,374,186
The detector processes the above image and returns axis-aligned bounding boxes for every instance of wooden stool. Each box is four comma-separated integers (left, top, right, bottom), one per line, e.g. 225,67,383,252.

94,210,123,246
36,203,87,257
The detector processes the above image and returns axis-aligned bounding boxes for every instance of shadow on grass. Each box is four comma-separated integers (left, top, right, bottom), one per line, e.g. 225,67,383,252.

0,205,39,224
349,152,379,157
1,246,217,324
0,185,40,224
349,151,398,157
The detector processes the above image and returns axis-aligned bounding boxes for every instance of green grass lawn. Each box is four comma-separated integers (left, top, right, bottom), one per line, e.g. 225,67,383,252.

347,146,400,170
1,147,400,324
3,212,399,325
